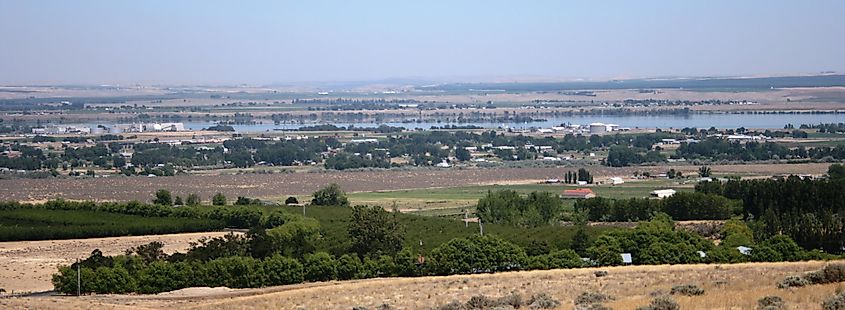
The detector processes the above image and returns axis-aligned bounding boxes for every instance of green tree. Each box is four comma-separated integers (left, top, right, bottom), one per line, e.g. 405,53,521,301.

571,226,591,256
455,147,471,161
761,235,803,261
428,235,527,275
348,205,405,257
303,252,338,282
336,254,363,280
698,166,712,177
212,192,227,206
153,189,172,206
311,183,349,206
828,164,845,180
721,219,754,247
262,254,304,285
185,193,201,206
587,235,623,266
266,216,321,258
174,196,183,206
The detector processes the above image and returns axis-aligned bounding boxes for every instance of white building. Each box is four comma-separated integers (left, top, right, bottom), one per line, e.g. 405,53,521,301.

650,189,677,199
609,177,624,185
589,123,607,134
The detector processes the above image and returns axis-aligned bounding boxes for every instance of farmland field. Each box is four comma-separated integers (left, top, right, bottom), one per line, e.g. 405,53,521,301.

346,179,691,216
0,163,830,203
0,209,223,241
277,205,614,257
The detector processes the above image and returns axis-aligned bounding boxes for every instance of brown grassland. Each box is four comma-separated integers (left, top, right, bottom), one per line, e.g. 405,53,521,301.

1,260,843,309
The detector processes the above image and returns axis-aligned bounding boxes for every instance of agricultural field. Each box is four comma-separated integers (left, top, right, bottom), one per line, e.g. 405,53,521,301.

0,163,831,203
0,209,223,241
276,205,613,257
346,179,691,216
3,261,843,309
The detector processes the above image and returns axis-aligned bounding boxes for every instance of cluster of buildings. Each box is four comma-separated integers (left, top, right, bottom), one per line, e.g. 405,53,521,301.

534,123,629,135
32,123,186,135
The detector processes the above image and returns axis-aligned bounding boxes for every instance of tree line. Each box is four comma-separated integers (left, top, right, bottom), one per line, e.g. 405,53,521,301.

574,192,739,222
695,175,845,253
52,213,835,295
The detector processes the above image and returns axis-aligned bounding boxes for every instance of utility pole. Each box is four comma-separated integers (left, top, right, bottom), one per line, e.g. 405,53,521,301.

76,258,80,297
479,218,484,236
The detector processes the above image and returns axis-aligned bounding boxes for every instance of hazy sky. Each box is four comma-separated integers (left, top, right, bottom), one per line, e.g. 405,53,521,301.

1,0,844,85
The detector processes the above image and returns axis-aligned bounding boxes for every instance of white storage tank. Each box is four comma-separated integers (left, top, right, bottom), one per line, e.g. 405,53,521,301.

589,123,607,134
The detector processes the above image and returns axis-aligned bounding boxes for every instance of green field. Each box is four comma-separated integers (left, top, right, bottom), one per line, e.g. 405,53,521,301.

277,205,615,256
345,179,690,216
0,209,224,241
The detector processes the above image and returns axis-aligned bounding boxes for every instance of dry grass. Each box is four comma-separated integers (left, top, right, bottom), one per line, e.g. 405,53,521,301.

3,261,844,309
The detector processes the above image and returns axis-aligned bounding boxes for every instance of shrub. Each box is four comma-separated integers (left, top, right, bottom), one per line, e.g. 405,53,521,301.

816,264,845,284
779,263,845,289
575,292,612,305
528,293,560,309
777,275,809,289
757,296,785,310
466,295,497,309
637,296,680,310
285,196,299,205
669,284,704,296
496,293,523,308
594,270,608,277
437,301,465,310
823,291,845,310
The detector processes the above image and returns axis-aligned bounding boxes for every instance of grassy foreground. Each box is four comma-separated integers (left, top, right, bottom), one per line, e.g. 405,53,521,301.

4,261,842,309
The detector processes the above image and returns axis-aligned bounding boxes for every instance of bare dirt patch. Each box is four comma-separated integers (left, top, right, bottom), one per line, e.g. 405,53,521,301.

0,232,233,293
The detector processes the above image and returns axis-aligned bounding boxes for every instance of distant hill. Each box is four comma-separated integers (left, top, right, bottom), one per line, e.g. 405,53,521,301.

419,74,845,92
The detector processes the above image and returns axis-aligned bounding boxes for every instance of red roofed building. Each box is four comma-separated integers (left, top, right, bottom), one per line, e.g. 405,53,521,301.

561,188,596,199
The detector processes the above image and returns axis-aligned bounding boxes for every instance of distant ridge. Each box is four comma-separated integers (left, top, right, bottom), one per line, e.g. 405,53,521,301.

419,74,845,92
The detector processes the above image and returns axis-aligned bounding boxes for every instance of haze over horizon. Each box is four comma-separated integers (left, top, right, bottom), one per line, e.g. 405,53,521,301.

1,0,844,86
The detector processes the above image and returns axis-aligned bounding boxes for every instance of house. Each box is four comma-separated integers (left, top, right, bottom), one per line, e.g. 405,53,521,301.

609,177,624,185
650,189,677,199
561,188,596,199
